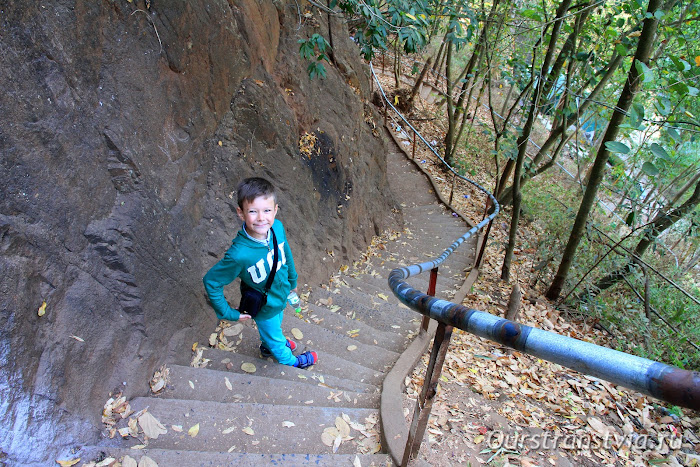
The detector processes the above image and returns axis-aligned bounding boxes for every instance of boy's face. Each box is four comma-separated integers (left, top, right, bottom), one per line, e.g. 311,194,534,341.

236,195,278,240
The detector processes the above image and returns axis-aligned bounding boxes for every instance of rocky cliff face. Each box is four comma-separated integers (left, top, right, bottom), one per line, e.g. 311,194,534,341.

0,1,396,463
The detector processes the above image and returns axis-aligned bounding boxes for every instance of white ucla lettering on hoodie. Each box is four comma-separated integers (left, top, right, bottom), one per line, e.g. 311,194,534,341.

247,241,286,284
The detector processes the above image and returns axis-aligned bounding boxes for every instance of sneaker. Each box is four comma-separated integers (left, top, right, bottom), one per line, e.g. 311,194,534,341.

293,351,318,369
260,338,297,358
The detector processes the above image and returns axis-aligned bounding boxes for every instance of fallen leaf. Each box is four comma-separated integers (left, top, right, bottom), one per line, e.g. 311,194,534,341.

188,380,194,389
333,434,342,453
138,412,167,439
69,335,84,342
241,362,256,373
171,425,183,432
353,455,362,467
56,459,80,467
38,301,47,317
222,426,236,434
347,345,357,351
122,455,137,467
223,323,244,337
242,426,255,435
291,328,304,340
282,421,295,428
321,427,339,446
188,423,200,437
138,456,158,467
225,377,232,391
191,342,198,352
336,416,351,438
377,293,389,301
209,333,217,346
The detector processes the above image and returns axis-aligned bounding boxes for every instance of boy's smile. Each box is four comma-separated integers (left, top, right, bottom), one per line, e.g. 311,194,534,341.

237,195,278,240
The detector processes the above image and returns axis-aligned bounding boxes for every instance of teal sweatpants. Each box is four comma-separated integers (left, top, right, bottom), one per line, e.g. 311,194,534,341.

255,310,296,366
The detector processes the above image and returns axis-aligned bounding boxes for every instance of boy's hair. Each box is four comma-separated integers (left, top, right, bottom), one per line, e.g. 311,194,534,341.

236,177,276,208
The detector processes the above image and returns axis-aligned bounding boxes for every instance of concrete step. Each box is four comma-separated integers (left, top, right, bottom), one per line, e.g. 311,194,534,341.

204,316,394,382
297,303,410,354
161,364,379,409
201,348,378,394
99,397,381,455
77,446,393,466
282,312,401,373
309,289,421,337
340,271,465,301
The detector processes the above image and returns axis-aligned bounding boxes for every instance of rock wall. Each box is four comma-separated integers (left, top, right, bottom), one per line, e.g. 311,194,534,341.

0,1,396,463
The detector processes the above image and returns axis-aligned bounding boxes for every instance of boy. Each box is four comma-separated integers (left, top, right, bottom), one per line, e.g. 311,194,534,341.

203,177,317,368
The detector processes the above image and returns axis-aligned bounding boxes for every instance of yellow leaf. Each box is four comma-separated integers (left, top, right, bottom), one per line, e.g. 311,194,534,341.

188,423,200,437
473,434,484,444
377,293,389,301
242,426,255,435
241,362,256,373
56,459,80,467
628,31,641,37
291,328,304,340
218,141,223,146
225,376,232,391
192,342,198,351
394,95,399,105
347,345,357,351
695,56,700,67
38,301,47,317
405,13,416,21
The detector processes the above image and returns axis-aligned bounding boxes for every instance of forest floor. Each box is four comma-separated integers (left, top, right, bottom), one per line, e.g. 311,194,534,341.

372,70,700,466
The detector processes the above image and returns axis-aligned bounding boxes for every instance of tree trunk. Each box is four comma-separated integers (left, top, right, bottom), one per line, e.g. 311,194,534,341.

540,5,592,106
497,52,625,204
592,177,700,293
408,57,433,106
444,40,456,165
502,0,573,281
546,0,663,300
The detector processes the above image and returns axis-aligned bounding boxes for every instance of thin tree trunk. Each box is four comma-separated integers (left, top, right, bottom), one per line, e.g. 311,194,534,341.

592,178,700,293
546,0,664,300
409,57,433,106
502,0,573,281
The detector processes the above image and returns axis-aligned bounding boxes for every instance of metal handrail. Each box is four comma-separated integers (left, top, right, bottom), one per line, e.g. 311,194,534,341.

371,62,700,466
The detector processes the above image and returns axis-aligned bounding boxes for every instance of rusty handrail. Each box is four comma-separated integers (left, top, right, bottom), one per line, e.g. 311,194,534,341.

388,267,700,410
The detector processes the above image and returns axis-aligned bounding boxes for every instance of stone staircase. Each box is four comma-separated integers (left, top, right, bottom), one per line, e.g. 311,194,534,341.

77,134,478,466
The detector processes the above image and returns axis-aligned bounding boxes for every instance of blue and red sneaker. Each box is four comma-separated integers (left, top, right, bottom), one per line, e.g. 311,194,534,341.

294,351,318,369
260,338,297,358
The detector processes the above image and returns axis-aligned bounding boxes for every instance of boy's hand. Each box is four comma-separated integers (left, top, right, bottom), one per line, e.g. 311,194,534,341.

239,313,252,321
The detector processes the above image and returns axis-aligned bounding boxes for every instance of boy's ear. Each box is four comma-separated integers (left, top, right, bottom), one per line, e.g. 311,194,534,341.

236,206,245,221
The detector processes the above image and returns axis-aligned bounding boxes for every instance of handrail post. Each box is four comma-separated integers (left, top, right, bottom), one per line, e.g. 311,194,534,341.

402,322,454,466
475,199,494,268
420,267,438,333
412,131,416,160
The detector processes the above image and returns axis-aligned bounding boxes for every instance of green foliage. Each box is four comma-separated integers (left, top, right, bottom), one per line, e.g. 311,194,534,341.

298,34,331,80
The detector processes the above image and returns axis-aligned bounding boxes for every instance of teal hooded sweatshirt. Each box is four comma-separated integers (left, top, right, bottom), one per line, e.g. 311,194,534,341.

203,219,298,322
